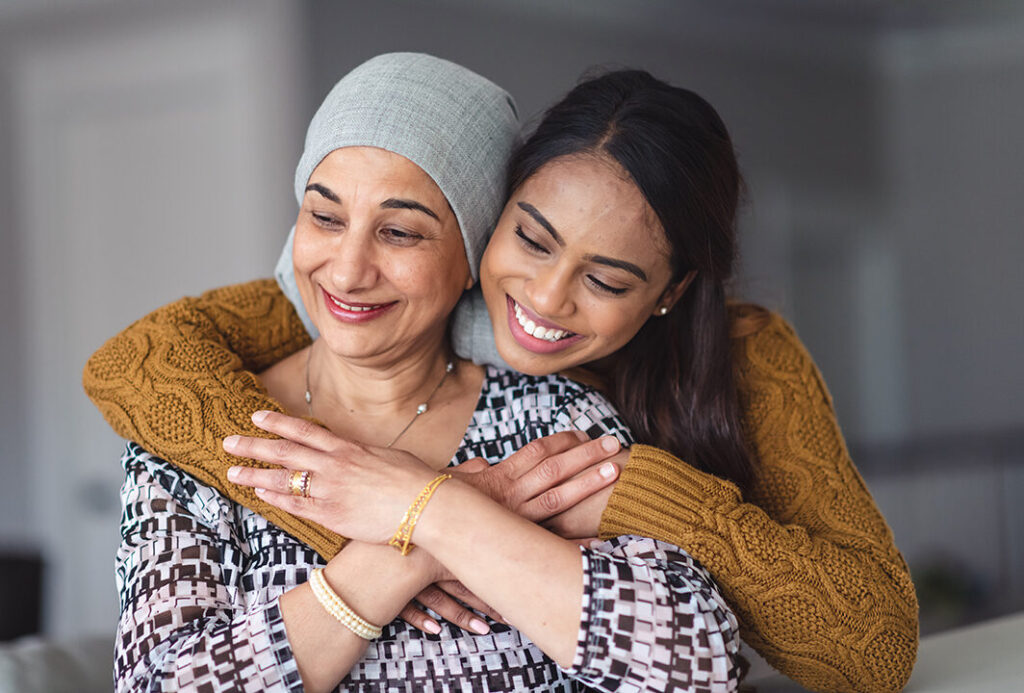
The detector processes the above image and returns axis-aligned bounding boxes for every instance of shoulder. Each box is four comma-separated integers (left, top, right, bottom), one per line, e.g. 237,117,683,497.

482,365,598,401
480,366,615,417
729,304,827,397
481,366,633,443
193,278,294,320
121,442,232,527
198,277,283,303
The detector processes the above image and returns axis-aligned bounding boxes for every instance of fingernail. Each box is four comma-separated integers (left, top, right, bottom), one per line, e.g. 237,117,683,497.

227,466,241,481
589,540,604,550
600,436,620,452
599,462,616,479
223,435,239,450
575,430,589,441
469,618,490,635
255,487,266,495
252,410,269,424
423,620,441,634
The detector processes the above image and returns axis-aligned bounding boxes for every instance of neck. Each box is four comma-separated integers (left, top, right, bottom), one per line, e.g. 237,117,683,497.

307,340,453,420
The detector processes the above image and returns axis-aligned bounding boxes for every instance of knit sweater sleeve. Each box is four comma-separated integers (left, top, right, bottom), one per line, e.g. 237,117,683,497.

598,313,919,693
82,279,346,557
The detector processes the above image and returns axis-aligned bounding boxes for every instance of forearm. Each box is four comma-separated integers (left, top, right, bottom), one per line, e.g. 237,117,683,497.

414,479,583,667
414,480,740,690
602,445,919,693
280,542,431,693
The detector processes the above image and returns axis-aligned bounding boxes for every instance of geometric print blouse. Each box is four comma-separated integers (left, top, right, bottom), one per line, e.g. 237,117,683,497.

114,366,741,692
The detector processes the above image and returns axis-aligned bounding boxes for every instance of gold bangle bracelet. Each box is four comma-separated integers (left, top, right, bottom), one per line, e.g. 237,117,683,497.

308,568,383,640
388,473,452,556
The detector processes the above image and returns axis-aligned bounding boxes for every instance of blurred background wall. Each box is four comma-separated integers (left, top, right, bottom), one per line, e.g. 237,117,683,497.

0,0,1021,653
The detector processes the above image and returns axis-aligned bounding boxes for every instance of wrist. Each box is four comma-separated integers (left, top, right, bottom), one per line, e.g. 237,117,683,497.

323,542,433,626
408,478,485,552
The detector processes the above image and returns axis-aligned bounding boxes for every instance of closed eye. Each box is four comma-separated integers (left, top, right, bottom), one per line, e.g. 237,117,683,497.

587,275,628,296
515,225,548,254
380,227,423,245
311,211,341,228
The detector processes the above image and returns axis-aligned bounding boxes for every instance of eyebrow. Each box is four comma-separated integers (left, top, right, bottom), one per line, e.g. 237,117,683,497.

305,185,440,222
517,201,648,282
582,254,648,282
305,183,339,203
517,202,564,247
380,198,440,221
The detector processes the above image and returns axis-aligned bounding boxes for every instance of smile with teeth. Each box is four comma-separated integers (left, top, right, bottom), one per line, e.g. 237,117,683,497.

328,295,388,312
513,301,574,342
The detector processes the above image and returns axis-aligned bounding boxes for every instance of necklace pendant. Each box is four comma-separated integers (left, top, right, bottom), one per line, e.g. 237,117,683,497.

305,390,312,405
416,403,428,415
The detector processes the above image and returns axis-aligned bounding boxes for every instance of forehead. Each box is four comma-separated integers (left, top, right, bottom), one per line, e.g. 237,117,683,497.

310,146,449,206
516,155,670,257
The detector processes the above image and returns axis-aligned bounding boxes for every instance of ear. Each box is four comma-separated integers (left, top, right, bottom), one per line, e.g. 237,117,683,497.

652,270,697,316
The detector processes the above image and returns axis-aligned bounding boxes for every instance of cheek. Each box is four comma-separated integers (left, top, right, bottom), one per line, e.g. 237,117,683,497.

291,228,320,279
481,233,519,285
584,301,650,343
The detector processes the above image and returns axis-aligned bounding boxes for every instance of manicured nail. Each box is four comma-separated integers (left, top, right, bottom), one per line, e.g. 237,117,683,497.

255,487,266,495
600,436,619,452
469,618,490,635
599,462,616,479
423,620,441,634
223,435,240,450
252,410,269,424
590,540,604,550
575,430,589,442
227,466,241,481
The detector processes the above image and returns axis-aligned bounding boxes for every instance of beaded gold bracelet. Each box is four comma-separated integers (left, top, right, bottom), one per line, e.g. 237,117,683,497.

387,473,452,556
308,568,383,640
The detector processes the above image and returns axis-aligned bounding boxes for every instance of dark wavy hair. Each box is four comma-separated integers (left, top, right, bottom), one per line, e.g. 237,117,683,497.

507,69,757,492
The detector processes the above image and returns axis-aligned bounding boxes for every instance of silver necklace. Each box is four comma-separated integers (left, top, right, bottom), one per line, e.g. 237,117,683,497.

304,346,455,448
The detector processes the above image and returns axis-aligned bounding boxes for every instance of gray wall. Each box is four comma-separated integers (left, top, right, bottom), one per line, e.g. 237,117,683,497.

0,0,1021,639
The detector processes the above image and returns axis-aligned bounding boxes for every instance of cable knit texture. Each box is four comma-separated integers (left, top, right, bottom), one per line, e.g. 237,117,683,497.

82,278,918,692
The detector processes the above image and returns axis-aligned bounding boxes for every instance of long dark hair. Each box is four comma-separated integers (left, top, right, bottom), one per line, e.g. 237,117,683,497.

508,69,757,492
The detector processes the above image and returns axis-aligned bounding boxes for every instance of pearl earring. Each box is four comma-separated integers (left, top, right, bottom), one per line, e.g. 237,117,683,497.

658,306,669,316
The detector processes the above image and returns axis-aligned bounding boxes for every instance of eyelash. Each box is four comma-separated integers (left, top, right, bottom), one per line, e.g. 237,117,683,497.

312,212,339,228
587,277,628,295
311,212,423,244
515,225,548,254
515,225,628,296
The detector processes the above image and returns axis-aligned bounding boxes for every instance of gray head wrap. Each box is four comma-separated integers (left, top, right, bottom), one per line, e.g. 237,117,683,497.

275,52,519,339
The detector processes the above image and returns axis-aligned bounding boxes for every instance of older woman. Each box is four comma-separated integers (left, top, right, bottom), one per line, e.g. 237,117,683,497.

107,53,739,693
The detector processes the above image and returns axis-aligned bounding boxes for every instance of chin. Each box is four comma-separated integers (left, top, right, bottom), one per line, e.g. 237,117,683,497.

495,340,570,376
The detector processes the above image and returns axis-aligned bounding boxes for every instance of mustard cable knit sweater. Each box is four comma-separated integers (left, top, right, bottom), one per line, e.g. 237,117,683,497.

82,279,918,692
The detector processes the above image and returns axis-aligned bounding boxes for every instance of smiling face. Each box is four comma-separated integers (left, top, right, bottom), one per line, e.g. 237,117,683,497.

480,154,687,375
293,146,472,365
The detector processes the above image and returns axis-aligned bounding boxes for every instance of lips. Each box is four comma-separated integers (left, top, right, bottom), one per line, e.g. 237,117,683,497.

505,295,583,354
321,287,396,323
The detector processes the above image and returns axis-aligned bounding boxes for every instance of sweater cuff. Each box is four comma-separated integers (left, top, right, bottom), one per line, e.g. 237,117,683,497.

599,444,742,544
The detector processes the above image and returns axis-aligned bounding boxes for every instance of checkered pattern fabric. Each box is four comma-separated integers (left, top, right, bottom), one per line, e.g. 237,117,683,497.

115,367,740,691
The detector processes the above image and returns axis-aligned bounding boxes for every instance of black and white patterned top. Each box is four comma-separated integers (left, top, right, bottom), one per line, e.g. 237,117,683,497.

115,366,740,692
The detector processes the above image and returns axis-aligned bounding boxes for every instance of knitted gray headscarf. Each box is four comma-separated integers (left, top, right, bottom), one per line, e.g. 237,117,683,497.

274,52,518,344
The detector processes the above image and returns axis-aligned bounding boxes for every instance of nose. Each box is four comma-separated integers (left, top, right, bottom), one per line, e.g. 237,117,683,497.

327,226,380,292
524,261,574,319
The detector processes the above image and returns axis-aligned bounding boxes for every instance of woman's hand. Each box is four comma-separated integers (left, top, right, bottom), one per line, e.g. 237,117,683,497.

399,433,624,635
399,580,503,636
541,448,629,538
224,410,437,544
450,431,623,523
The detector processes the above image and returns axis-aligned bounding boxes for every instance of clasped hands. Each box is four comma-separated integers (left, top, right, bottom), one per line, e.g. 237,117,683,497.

224,410,626,634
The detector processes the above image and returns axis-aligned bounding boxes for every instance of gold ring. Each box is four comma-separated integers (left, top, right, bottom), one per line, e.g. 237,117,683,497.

288,470,311,497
